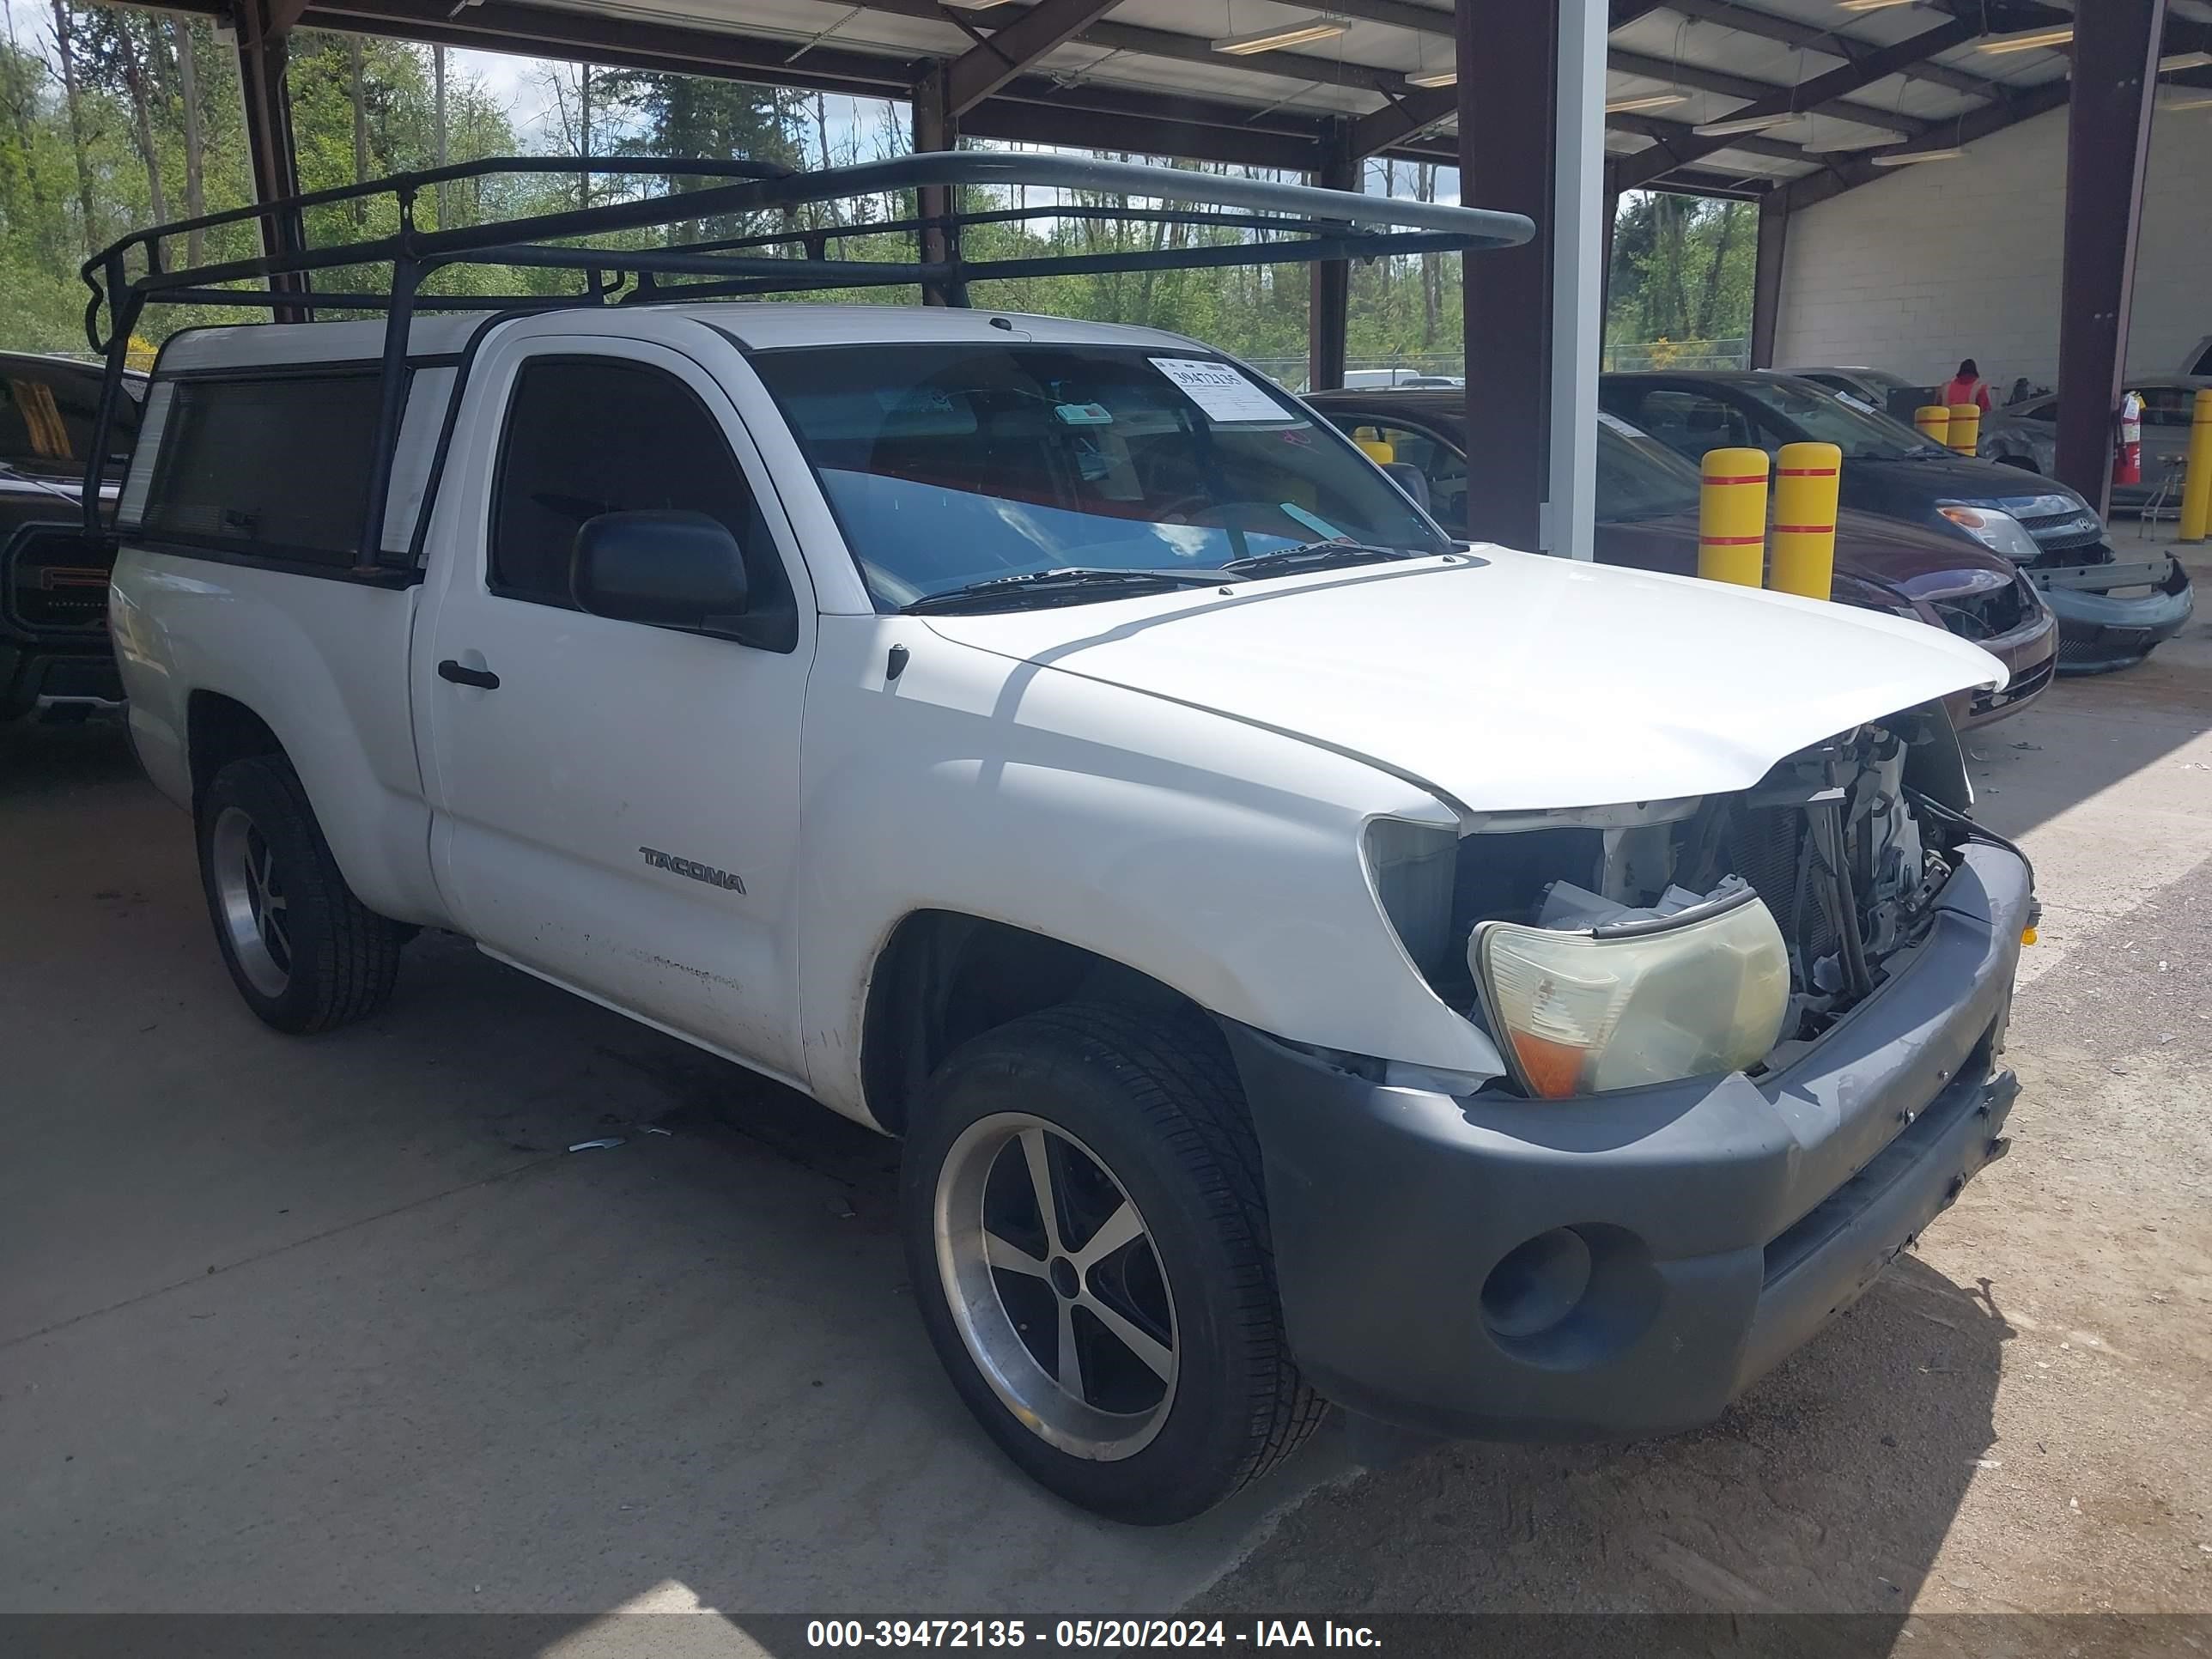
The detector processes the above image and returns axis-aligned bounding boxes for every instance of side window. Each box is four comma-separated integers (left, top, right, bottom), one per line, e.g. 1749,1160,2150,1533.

0,360,139,478
489,357,789,615
1624,390,1753,459
1741,403,1796,458
2136,386,2194,428
142,374,382,563
1375,422,1469,534
2019,398,2056,424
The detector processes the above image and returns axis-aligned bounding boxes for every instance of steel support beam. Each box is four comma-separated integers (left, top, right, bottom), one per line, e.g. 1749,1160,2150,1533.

1459,0,1553,550
1459,0,1601,558
2054,0,2166,515
1606,47,1927,137
1780,77,2069,210
1749,189,1788,368
912,64,959,307
944,0,1122,116
1307,122,1354,392
1659,0,2001,99
231,0,310,318
1611,16,1975,193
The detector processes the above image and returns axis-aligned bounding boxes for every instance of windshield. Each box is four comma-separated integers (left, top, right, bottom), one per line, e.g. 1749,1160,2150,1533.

1742,375,1948,461
750,343,1444,610
1595,414,1701,520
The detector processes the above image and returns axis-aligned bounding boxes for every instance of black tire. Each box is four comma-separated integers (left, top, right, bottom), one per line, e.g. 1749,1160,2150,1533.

195,753,405,1033
901,1000,1325,1523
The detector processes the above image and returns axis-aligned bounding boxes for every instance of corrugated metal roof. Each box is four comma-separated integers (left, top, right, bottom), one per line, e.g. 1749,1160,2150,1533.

281,0,2206,199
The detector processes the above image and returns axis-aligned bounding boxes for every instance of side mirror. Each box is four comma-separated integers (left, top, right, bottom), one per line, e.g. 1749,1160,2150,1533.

572,510,750,635
1382,461,1432,513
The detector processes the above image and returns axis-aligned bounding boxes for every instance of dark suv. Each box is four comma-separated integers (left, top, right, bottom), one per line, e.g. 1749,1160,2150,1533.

1600,370,2192,674
0,351,141,725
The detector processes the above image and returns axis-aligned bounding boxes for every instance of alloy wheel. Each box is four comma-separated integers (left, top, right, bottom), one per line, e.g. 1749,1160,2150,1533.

933,1112,1179,1461
210,805,293,999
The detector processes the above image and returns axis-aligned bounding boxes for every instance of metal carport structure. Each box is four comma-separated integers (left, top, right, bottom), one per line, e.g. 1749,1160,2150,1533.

121,0,2212,540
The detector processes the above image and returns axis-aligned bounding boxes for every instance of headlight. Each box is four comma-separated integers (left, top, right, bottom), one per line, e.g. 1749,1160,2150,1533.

1471,884,1790,1099
1936,504,2041,562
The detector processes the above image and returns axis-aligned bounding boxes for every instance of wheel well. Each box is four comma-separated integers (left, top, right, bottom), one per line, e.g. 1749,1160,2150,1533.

187,691,284,803
860,912,1200,1134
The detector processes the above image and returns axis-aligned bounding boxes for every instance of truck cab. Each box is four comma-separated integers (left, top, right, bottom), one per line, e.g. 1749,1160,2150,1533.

94,156,2034,1525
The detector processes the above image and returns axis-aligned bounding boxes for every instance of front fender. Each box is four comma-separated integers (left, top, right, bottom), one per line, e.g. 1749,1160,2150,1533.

793,617,1503,1125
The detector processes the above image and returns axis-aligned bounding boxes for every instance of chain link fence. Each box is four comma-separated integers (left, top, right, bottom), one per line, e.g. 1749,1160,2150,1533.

1601,337,1752,372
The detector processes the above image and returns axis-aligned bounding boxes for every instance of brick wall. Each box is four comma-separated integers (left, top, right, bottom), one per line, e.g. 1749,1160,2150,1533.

1772,104,2212,393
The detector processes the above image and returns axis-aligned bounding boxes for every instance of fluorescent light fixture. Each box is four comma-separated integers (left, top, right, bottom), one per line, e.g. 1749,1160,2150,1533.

1977,26,2073,54
2161,91,2212,109
1605,92,1688,112
1870,143,1965,165
2159,50,2212,71
1406,68,1457,88
1691,110,1798,136
1212,16,1346,54
939,0,1017,9
1838,0,1917,9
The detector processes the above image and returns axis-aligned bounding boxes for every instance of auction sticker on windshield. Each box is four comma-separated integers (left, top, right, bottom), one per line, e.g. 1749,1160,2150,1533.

1150,357,1290,424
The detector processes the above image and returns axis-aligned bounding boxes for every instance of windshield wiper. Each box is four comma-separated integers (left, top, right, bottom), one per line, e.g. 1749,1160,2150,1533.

1218,540,1423,578
902,566,1226,614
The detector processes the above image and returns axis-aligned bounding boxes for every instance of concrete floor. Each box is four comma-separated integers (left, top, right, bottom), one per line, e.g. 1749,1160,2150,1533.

3,543,2209,1644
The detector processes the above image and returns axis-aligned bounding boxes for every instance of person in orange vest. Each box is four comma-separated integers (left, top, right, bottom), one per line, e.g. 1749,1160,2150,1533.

1942,357,1992,412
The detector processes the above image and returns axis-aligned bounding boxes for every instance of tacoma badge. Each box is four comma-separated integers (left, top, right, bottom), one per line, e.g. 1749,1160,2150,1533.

638,846,746,894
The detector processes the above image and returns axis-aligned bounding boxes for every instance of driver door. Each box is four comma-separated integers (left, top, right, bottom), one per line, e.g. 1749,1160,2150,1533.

413,324,816,1084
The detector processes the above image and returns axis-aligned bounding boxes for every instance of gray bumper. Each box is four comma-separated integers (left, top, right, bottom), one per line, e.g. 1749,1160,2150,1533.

2034,554,2193,672
1225,843,2031,1442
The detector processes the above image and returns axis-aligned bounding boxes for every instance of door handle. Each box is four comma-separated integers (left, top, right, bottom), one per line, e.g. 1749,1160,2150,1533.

437,659,501,690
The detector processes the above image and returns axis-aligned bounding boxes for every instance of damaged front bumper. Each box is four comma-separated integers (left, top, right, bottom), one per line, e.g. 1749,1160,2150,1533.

2031,553,2194,675
1224,842,2030,1443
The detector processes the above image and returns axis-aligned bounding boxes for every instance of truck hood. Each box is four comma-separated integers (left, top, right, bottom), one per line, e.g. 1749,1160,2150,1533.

921,549,2006,816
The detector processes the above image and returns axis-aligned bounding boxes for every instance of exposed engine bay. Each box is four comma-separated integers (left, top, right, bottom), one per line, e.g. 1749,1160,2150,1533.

1376,704,2004,1088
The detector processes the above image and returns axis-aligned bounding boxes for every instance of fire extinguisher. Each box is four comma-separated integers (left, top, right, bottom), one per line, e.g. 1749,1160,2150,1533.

2113,390,2143,487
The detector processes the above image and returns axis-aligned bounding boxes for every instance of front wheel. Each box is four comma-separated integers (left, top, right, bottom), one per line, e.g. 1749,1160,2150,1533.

196,754,405,1033
901,1002,1325,1523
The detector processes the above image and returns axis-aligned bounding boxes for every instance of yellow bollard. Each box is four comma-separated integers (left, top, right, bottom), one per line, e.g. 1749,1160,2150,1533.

1352,427,1395,465
2180,388,2212,544
1915,404,1951,448
1946,402,1982,457
1771,442,1842,599
1698,447,1769,586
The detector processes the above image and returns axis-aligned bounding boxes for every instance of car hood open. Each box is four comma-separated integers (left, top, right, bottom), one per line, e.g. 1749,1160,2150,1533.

921,548,2006,816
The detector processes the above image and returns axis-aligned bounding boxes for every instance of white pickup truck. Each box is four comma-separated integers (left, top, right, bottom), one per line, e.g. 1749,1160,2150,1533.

108,296,2033,1524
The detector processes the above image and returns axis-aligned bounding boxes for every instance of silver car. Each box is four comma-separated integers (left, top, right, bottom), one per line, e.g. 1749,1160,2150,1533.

2006,379,2203,515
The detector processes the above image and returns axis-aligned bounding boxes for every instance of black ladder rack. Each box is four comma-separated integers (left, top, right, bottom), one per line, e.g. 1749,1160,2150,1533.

78,149,1532,567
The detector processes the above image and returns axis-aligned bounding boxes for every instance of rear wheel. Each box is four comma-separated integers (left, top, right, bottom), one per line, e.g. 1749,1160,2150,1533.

197,754,404,1033
902,1001,1324,1523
